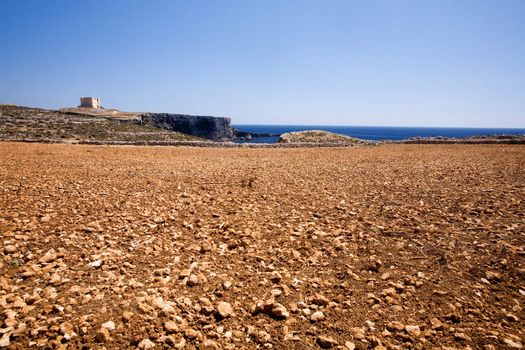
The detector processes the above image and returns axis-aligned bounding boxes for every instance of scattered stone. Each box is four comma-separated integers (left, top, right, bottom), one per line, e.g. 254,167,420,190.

59,322,76,340
430,318,443,330
0,334,10,347
49,273,61,286
270,271,282,283
310,311,325,322
405,325,421,337
367,259,382,272
216,301,233,319
316,335,338,348
345,341,356,350
101,320,115,331
138,338,155,349
90,260,103,268
39,249,57,263
4,245,16,254
261,300,289,319
386,321,404,332
185,328,201,340
203,339,219,349
222,280,232,290
95,328,111,343
312,294,330,306
187,274,199,287
454,332,472,342
122,311,134,322
485,271,501,281
2,139,524,350
504,339,523,349
179,269,191,279
163,321,178,333
350,327,366,340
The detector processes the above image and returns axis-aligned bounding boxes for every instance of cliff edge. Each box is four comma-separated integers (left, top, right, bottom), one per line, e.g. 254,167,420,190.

59,107,235,141
139,113,235,141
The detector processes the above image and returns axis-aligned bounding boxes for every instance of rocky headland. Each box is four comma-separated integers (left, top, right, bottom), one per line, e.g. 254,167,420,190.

278,130,371,145
1,105,235,143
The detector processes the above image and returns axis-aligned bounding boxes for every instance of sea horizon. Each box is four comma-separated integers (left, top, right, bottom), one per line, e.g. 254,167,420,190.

233,124,525,143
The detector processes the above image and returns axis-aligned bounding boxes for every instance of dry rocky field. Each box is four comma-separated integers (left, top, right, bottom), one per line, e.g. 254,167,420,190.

0,142,524,350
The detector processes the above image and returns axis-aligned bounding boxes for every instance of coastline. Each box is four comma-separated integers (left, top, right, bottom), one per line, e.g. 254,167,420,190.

2,104,524,147
2,135,524,147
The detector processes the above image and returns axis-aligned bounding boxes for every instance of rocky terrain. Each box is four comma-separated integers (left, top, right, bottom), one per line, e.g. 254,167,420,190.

278,131,369,145
0,105,203,144
399,135,525,145
59,107,141,121
1,142,524,349
0,105,236,143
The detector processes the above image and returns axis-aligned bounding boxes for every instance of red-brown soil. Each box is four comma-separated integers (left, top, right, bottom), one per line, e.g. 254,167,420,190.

0,143,524,349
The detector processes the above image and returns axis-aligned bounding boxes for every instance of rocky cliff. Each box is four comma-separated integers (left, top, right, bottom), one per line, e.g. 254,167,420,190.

139,113,235,141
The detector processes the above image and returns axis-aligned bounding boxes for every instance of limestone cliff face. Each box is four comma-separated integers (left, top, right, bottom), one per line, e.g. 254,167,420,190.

139,113,235,141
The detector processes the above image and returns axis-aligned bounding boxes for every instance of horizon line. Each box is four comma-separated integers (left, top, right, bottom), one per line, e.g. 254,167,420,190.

232,123,525,130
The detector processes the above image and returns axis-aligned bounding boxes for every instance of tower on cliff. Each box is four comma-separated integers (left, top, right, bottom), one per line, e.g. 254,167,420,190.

79,97,101,109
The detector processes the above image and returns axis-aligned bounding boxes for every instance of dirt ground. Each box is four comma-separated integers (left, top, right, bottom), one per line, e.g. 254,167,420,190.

0,142,524,350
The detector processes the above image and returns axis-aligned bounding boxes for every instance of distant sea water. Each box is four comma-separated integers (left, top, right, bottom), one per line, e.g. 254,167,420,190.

233,125,525,143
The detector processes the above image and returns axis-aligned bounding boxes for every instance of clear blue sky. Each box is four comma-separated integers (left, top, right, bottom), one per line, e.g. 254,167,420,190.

1,0,524,127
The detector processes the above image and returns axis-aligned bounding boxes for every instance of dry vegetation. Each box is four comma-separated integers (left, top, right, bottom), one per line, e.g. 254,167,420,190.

0,143,524,349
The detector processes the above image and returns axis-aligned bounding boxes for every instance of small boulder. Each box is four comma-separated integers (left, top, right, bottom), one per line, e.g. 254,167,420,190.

310,311,325,322
164,321,178,333
4,245,17,254
345,341,356,350
316,335,338,348
405,325,421,337
138,338,155,349
59,322,76,340
101,321,115,331
262,301,289,319
216,301,233,319
95,328,111,343
311,294,330,306
185,328,201,340
0,334,10,347
485,271,502,281
187,274,199,287
386,321,404,332
89,260,103,268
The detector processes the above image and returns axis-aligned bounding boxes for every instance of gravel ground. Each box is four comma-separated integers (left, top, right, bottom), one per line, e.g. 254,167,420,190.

0,142,524,350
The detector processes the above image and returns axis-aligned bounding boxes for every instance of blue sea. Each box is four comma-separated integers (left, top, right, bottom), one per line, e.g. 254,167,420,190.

233,125,525,143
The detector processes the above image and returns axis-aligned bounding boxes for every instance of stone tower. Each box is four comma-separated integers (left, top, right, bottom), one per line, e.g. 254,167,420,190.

79,97,101,109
